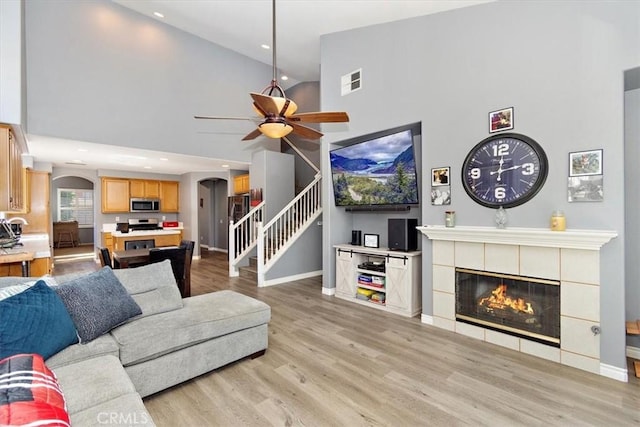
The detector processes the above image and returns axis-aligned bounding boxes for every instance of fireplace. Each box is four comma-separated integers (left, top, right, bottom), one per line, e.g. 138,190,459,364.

455,268,560,346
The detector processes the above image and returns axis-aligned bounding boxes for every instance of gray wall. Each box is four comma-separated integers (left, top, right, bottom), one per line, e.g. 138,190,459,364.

24,0,280,162
250,150,294,221
320,1,639,371
625,85,640,348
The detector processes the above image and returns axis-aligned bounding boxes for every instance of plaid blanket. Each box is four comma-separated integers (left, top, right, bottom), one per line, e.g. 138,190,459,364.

0,353,70,427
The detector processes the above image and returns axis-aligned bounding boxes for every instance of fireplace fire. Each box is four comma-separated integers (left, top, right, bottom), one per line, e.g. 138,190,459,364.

455,268,560,346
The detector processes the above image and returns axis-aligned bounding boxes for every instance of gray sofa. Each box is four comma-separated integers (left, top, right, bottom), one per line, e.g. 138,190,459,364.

0,260,271,426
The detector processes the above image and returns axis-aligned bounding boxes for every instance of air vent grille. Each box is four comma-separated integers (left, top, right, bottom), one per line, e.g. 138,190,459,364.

341,68,362,96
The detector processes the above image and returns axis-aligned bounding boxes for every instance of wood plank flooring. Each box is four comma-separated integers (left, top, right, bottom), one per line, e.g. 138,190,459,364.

53,250,640,426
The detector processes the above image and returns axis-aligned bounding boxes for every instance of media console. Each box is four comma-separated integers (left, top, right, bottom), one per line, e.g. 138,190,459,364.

334,244,421,317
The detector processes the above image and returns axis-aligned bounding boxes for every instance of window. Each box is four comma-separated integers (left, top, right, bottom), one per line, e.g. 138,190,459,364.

57,188,94,227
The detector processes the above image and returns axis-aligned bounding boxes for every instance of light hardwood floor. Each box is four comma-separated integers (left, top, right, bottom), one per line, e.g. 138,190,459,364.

53,250,640,426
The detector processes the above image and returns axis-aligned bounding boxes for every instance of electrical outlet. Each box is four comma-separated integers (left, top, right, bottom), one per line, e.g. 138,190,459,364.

162,216,166,221
115,216,120,222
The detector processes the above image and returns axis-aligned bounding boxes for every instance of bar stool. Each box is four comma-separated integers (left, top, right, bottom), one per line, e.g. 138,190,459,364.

57,231,75,248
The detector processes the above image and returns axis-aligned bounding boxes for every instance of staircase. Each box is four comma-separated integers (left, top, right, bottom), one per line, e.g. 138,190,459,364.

230,173,322,286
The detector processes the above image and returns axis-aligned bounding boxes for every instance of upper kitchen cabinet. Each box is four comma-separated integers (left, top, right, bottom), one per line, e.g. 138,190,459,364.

101,177,130,213
233,174,250,195
0,125,25,212
130,179,160,199
160,181,179,212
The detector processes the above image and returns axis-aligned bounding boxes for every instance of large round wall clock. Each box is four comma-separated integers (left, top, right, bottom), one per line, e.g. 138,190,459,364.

461,133,548,208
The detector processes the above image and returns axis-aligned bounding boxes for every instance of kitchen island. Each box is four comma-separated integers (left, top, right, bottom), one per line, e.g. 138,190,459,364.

101,223,183,253
0,233,52,276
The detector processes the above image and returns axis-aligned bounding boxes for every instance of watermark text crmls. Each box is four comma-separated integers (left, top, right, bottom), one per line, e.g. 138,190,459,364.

97,411,151,425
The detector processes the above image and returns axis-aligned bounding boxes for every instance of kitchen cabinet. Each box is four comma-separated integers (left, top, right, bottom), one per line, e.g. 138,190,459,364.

233,174,250,195
130,179,160,199
9,171,51,234
0,124,24,212
101,178,130,213
160,181,179,212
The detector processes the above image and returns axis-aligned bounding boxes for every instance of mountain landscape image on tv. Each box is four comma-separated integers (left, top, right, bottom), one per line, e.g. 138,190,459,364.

330,128,419,207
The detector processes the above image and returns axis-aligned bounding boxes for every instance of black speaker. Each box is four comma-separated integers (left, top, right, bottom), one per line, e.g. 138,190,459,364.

388,218,418,251
351,230,362,246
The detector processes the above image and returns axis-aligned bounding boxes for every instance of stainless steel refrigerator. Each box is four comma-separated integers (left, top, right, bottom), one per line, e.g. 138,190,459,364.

228,195,250,223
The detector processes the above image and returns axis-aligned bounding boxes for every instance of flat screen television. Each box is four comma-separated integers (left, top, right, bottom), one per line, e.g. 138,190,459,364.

330,123,420,208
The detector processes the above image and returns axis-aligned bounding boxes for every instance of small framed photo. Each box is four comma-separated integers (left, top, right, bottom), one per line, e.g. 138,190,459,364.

489,107,514,133
569,149,603,176
431,167,450,186
431,186,451,206
363,234,379,248
568,176,603,202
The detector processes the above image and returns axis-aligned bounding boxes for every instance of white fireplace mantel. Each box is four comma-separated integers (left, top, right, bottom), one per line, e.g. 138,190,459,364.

417,225,617,251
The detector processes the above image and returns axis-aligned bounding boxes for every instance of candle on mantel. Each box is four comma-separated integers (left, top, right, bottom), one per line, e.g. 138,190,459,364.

551,210,566,231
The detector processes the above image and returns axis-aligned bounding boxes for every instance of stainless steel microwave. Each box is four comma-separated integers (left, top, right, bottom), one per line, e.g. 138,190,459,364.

130,198,160,212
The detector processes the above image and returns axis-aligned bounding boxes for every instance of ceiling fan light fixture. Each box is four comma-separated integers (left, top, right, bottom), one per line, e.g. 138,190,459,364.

258,120,293,138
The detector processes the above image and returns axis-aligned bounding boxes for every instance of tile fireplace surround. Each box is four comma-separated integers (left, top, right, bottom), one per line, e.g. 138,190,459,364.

417,225,618,378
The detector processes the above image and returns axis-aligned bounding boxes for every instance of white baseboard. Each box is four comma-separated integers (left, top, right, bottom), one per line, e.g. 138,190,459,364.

322,287,335,296
260,270,322,287
627,345,640,360
600,363,628,383
421,314,433,325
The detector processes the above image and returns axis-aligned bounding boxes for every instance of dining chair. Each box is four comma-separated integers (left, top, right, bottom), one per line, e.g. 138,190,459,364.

179,240,195,298
148,246,189,297
124,239,156,250
98,247,113,268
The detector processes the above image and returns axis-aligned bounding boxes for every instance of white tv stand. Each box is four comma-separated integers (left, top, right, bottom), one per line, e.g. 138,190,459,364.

334,244,421,317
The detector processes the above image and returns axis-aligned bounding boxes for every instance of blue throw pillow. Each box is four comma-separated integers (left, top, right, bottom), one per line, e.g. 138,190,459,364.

0,280,79,359
55,267,142,342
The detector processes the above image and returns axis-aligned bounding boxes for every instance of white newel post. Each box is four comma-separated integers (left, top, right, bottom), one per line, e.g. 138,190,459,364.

256,221,265,287
228,220,238,277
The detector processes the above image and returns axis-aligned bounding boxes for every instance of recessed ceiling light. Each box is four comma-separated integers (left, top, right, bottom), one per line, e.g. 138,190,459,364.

261,44,270,50
153,12,164,18
144,166,152,169
70,159,84,163
222,164,230,168
281,75,288,81
159,158,169,161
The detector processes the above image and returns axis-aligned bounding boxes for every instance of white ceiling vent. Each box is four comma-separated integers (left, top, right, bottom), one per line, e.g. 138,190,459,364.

341,68,362,96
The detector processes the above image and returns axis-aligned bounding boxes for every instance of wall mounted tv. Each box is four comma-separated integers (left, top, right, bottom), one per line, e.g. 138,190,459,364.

330,123,420,209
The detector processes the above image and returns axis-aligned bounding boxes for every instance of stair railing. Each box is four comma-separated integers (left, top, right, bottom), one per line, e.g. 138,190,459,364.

228,201,265,277
256,173,322,286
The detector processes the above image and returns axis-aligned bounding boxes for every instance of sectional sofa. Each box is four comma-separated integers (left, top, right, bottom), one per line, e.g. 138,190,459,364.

0,260,271,426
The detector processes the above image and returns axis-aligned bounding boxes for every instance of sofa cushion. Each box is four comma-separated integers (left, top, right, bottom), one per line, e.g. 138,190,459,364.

52,355,141,416
110,290,271,366
113,259,183,318
55,267,142,342
0,280,79,359
45,334,120,369
0,353,70,427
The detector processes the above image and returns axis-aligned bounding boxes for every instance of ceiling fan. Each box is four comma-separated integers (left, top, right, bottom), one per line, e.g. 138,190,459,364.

194,0,349,141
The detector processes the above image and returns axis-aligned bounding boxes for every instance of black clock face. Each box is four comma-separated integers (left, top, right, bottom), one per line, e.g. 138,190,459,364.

461,133,548,208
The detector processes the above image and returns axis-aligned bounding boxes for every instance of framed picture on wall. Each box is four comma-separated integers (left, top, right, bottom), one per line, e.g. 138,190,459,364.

569,149,603,176
431,167,450,186
431,186,451,206
489,107,514,133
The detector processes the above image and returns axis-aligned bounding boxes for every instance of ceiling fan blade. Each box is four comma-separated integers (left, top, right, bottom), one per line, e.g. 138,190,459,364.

289,122,324,140
288,111,349,123
241,128,263,141
250,93,281,115
194,115,254,121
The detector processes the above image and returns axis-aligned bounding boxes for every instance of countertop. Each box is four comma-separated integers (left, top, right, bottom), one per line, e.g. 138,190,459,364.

110,229,182,238
0,233,51,259
102,223,183,237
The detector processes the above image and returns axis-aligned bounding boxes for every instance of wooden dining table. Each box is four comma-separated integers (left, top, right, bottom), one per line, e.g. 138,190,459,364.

112,248,151,269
